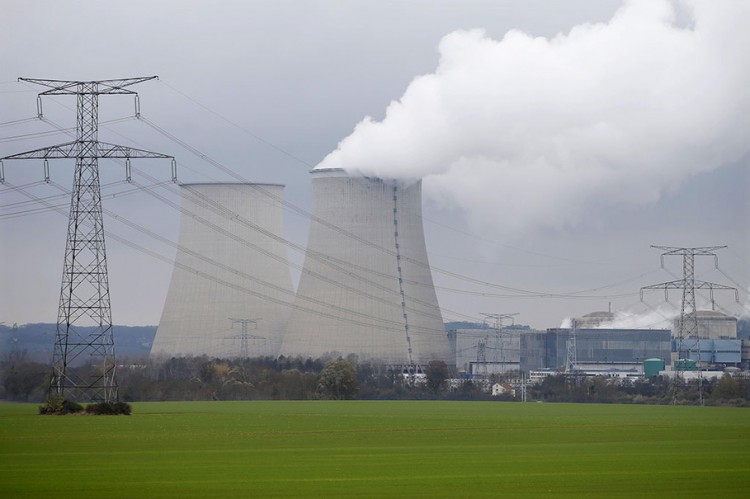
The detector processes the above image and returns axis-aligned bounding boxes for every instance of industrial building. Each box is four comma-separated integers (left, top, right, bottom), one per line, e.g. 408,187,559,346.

671,310,741,368
449,326,672,376
280,168,452,365
542,328,672,372
151,183,295,358
449,328,528,375
673,310,738,339
675,338,742,365
448,310,746,377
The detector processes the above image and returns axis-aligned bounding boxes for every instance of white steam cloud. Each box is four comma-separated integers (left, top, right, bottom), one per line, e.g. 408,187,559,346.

596,306,679,330
318,0,750,233
560,305,679,330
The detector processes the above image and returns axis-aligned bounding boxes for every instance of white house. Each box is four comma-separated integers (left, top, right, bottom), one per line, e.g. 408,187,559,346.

491,382,516,397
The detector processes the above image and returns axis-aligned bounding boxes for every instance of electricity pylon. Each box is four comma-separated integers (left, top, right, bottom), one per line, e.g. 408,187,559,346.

476,338,487,378
1,77,175,402
479,312,519,377
226,318,264,358
641,245,738,404
641,246,737,363
565,319,578,374
480,313,518,329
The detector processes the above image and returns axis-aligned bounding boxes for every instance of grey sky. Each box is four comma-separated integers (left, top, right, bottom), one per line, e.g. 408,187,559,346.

1,0,747,330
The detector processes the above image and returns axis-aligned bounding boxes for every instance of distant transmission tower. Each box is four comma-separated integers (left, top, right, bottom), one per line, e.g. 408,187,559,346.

475,338,487,378
480,313,518,329
1,77,175,402
226,318,264,358
641,246,737,362
565,319,577,374
641,245,738,404
479,312,519,377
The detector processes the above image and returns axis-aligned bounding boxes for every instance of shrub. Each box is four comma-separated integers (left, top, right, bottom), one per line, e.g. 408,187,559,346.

113,401,132,415
38,394,84,415
85,401,132,415
63,400,84,413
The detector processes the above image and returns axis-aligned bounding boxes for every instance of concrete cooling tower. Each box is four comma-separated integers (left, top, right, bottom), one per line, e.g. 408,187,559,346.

151,183,294,358
280,168,451,365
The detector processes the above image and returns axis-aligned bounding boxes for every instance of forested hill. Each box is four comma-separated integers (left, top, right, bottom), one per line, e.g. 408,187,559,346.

0,323,156,361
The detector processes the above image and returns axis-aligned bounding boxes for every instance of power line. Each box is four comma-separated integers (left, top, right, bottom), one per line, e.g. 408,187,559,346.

156,80,630,269
159,79,314,169
7,84,742,340
0,117,40,128
34,180,450,337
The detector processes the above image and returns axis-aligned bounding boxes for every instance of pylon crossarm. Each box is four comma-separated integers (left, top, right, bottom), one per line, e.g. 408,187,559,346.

19,76,158,95
694,280,736,291
95,77,158,94
694,280,740,302
1,141,173,161
650,245,727,255
96,142,173,159
224,334,266,340
1,141,79,160
641,280,684,290
640,280,686,302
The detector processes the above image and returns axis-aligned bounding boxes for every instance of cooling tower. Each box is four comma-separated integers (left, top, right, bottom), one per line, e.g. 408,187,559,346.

151,183,294,358
280,168,451,365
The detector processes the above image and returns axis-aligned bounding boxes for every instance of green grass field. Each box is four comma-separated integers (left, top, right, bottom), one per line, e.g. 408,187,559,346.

1,401,748,497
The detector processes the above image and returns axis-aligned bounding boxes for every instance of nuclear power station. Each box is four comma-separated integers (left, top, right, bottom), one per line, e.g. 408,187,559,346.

151,183,294,358
146,174,744,379
280,168,452,365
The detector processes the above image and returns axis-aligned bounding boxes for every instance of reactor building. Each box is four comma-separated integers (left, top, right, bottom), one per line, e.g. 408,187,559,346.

151,183,295,358
280,168,452,365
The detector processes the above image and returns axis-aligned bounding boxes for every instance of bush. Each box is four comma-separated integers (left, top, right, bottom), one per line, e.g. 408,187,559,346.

38,394,84,415
114,401,132,415
85,401,132,415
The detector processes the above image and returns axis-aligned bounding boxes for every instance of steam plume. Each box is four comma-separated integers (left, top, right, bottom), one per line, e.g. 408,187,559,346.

318,0,750,234
596,306,679,330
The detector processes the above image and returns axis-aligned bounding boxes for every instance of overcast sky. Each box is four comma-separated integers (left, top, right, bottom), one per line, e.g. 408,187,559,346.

1,0,748,330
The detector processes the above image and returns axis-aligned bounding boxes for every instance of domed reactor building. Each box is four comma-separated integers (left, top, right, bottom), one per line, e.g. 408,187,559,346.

280,168,452,366
151,183,294,358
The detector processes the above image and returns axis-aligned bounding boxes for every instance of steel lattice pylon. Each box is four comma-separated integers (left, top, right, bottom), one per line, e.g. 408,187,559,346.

226,318,263,358
565,319,577,374
641,245,738,405
1,77,174,402
641,246,737,361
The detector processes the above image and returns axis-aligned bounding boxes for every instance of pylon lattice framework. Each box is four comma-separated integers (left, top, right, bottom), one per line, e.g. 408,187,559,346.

226,318,263,358
565,319,577,374
1,77,174,402
641,246,737,363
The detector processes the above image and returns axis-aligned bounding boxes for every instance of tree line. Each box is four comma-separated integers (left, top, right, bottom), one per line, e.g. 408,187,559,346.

2,351,749,406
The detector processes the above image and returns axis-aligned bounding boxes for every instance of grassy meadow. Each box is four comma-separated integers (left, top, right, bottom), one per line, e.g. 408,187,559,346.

1,400,748,497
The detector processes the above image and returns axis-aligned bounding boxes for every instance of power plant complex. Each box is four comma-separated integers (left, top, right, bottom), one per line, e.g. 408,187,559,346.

150,173,747,377
3,78,746,407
